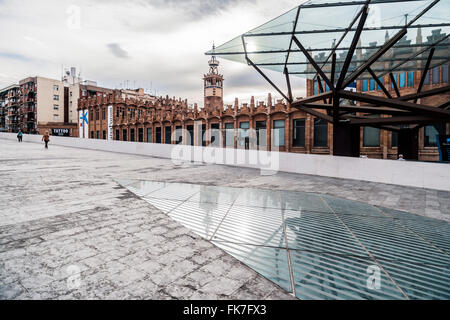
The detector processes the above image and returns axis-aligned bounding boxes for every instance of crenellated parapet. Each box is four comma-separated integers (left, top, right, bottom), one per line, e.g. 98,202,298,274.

80,85,305,129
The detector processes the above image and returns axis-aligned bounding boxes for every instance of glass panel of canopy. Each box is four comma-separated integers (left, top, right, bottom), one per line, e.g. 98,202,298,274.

206,0,450,83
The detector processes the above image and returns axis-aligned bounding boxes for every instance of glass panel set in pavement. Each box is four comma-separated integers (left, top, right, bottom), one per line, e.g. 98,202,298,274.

116,179,450,300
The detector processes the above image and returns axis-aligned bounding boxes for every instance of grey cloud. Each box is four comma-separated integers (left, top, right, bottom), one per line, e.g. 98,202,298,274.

227,68,272,87
118,0,257,33
107,43,129,58
100,0,255,20
0,52,33,62
149,0,244,18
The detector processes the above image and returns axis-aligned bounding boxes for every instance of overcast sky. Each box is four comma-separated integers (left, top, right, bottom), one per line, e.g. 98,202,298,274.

0,0,306,107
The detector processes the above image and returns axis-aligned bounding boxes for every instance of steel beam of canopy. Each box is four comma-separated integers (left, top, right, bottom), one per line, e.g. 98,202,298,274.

342,28,407,89
349,115,450,126
343,0,440,85
317,76,324,94
329,53,336,104
312,3,366,84
339,90,450,117
389,73,401,98
379,35,449,78
245,23,450,37
292,36,334,90
336,2,369,90
211,43,448,56
246,56,290,102
290,60,449,74
294,105,333,123
368,67,392,99
370,125,401,132
414,47,435,104
398,85,450,102
304,103,408,116
284,67,293,103
316,76,329,105
291,92,333,107
257,55,449,67
284,6,301,71
439,100,450,110
298,0,428,9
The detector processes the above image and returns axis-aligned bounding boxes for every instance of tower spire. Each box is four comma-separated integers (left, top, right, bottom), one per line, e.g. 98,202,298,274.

204,43,224,110
208,43,219,75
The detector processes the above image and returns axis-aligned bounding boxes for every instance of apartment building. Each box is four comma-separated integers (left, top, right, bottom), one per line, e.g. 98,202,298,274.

0,68,112,136
15,76,77,136
0,84,20,132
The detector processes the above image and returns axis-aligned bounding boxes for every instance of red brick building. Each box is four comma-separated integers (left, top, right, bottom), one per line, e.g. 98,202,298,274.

78,49,449,161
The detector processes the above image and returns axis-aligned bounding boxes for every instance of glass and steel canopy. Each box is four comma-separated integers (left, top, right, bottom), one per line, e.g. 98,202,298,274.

205,0,450,145
206,0,450,82
206,0,450,159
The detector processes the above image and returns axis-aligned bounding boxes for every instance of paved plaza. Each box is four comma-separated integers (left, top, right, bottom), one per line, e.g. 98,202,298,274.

0,138,449,299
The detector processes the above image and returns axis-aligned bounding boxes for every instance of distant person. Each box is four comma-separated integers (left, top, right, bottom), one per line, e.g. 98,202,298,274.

17,130,23,142
42,131,50,149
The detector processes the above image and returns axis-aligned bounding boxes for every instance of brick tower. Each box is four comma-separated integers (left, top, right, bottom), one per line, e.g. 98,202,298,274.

203,45,223,111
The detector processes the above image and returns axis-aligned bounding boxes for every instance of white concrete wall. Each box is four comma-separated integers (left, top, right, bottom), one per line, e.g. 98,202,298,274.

1,132,449,191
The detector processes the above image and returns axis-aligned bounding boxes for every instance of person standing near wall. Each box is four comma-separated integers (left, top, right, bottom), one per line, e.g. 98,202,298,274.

42,131,50,149
17,130,23,142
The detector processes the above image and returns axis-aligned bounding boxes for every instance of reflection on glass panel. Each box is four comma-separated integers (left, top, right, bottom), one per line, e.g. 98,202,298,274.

424,124,445,147
313,118,328,147
165,126,171,144
248,7,298,35
255,121,266,147
399,73,406,88
273,120,285,147
443,65,449,83
155,127,161,143
239,122,249,148
147,128,152,143
362,79,368,92
211,0,448,82
175,126,182,144
201,124,207,147
225,123,234,147
432,67,440,84
363,126,380,147
424,70,431,85
391,74,397,89
293,119,305,147
377,77,383,90
187,125,194,146
369,79,375,91
210,123,220,147
407,71,414,87
392,131,398,148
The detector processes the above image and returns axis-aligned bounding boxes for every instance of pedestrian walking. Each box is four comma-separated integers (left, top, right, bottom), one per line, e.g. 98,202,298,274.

42,131,50,149
17,130,23,142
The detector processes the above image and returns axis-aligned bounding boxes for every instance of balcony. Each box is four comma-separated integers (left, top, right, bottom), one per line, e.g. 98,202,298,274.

21,106,36,113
